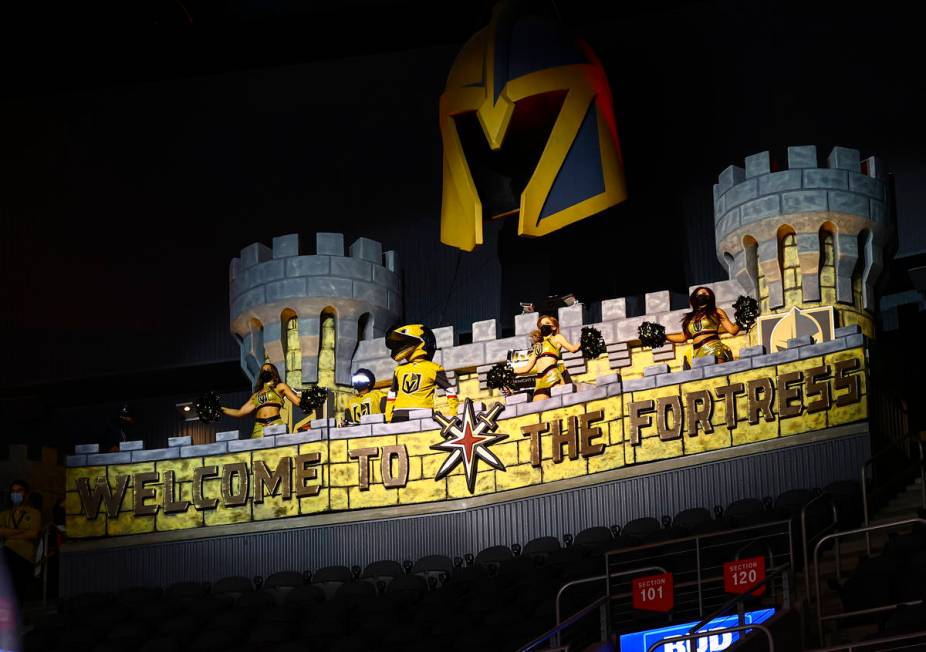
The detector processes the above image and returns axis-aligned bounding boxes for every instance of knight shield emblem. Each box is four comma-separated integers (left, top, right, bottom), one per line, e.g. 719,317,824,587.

402,373,422,394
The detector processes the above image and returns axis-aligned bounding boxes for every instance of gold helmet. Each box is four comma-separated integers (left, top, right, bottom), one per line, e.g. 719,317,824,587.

386,324,437,362
439,1,627,251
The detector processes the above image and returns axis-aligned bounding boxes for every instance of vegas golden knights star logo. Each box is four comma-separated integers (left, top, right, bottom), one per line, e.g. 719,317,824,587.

402,373,421,394
431,399,507,493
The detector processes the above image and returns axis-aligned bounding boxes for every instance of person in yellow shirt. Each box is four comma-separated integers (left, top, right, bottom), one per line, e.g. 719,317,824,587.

342,369,387,425
0,480,42,606
220,362,304,437
384,324,459,422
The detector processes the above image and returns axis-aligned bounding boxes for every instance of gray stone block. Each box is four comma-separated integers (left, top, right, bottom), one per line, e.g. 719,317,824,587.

372,421,422,435
643,363,670,377
349,237,383,263
272,233,300,258
692,355,717,368
505,392,529,405
717,208,740,236
870,200,886,223
227,437,277,452
407,409,433,419
723,178,758,210
229,258,240,284
741,195,781,223
601,298,626,321
168,436,192,447
645,291,670,314
383,250,400,272
562,385,608,406
834,324,861,337
240,242,271,269
607,342,629,352
266,278,307,302
558,303,585,327
311,418,337,429
786,336,814,348
441,342,486,369
286,255,329,277
798,338,848,358
316,233,344,256
332,256,373,281
787,145,818,169
329,424,374,439
827,146,861,171
596,373,620,384
828,191,869,218
457,401,485,415
751,348,800,367
656,368,704,386
845,333,864,348
353,280,389,308
607,381,624,397
804,169,848,190
652,349,677,362
433,326,455,349
848,173,884,200
738,345,765,358
87,452,132,465
745,151,770,178
515,312,538,335
616,316,647,342
215,430,241,442
372,265,399,291
758,170,802,195
550,383,576,396
263,425,288,436
387,291,402,313
782,190,827,214
231,286,266,318
275,431,323,446
307,276,353,298
75,443,99,454
119,440,144,451
516,396,562,416
131,448,181,462
718,165,746,194
472,319,498,342
253,260,285,286
622,377,656,392
360,413,386,424
180,442,228,458
420,418,441,430
66,455,87,467
702,358,752,378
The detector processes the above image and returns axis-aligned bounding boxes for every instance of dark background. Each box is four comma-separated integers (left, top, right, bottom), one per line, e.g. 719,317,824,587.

1,0,924,450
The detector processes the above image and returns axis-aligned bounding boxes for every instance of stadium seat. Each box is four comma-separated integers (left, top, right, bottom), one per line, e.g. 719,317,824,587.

622,517,663,544
574,526,613,549
671,507,716,535
213,575,254,599
474,544,513,574
263,570,304,592
311,565,353,599
334,579,377,603
724,498,767,528
361,559,405,590
166,581,210,600
412,554,453,588
523,536,561,561
384,573,428,604
283,583,327,608
237,589,278,609
824,480,863,529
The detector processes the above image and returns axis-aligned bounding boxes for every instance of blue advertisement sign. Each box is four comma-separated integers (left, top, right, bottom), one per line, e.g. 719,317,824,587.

618,608,776,652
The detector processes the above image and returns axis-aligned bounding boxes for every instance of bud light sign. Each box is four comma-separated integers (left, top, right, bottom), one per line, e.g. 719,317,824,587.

618,608,775,652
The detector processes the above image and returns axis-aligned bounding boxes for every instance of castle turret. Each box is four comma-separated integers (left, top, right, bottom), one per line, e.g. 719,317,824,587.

229,232,402,387
714,145,892,337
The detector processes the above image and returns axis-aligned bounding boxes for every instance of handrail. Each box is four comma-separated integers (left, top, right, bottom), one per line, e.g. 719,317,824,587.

555,565,666,646
813,517,926,645
804,628,926,651
647,623,775,652
687,563,790,636
860,432,925,556
516,594,608,652
801,492,840,603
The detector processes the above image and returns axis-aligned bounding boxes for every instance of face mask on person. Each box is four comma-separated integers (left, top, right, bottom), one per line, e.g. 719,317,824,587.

692,294,711,309
540,324,555,337
258,370,274,384
10,493,23,506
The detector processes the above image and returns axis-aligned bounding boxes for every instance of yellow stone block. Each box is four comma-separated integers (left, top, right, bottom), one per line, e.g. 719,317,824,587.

784,289,803,307
541,403,586,424
397,431,443,457
252,447,300,521
496,413,541,438
780,408,827,436
327,488,347,512
731,418,778,446
329,462,359,487
630,434,683,464
587,396,623,423
156,457,203,478
422,452,462,477
777,357,823,376
517,439,535,465
448,470,495,498
157,481,204,532
495,463,542,491
67,513,105,538
541,455,588,483
458,377,481,398
204,502,252,526
821,287,836,304
407,456,423,481
586,441,624,474
608,420,624,446
348,483,398,509
820,267,835,287
327,440,349,463
64,490,83,516
398,478,447,504
682,377,733,433
683,428,731,455
829,396,867,426
491,441,520,468
782,268,797,288
67,466,106,492
107,488,156,536
108,462,154,486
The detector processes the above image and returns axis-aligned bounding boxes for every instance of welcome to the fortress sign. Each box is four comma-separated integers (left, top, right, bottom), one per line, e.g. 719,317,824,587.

66,347,866,539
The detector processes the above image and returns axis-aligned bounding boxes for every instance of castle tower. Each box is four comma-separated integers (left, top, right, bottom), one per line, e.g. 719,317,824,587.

228,232,402,388
714,145,892,338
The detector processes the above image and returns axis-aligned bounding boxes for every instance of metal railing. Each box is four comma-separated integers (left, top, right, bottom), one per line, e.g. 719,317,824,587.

800,492,841,603
516,594,609,652
687,563,790,635
813,517,926,646
646,623,775,652
805,629,926,651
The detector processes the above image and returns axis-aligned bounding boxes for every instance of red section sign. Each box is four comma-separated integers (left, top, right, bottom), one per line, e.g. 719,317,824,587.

632,572,674,612
723,556,766,596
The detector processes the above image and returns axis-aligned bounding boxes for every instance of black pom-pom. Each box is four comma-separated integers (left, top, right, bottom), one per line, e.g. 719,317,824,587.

299,385,327,414
486,362,516,391
580,326,606,359
638,321,667,349
733,295,760,330
194,391,223,424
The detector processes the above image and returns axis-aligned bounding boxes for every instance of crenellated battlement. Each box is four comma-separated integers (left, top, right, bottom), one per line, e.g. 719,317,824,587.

228,233,402,387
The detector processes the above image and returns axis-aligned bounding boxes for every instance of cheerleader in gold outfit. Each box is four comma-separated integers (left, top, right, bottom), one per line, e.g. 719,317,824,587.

514,315,581,402
666,287,741,362
221,363,304,437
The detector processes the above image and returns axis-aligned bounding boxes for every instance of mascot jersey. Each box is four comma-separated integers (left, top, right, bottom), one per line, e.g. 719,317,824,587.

345,389,386,424
387,359,458,412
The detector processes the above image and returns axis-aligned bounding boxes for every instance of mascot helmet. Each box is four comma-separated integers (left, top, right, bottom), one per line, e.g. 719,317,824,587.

351,368,376,392
439,0,627,251
386,324,437,362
